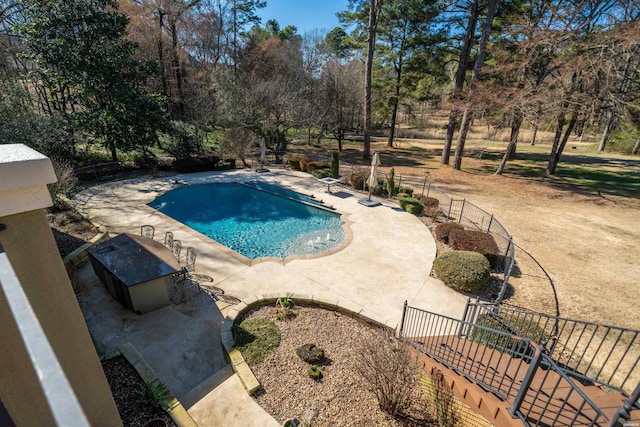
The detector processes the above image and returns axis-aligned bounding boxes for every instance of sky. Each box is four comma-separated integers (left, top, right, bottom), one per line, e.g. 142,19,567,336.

256,0,349,34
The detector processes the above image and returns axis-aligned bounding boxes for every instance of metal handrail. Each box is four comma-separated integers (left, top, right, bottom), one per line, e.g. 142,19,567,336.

463,300,640,395
400,302,610,426
0,242,90,426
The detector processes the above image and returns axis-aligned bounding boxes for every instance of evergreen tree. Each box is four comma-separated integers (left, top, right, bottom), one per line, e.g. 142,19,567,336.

20,0,166,161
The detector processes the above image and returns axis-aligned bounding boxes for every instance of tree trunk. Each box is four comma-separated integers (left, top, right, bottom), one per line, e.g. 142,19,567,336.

157,11,169,99
109,142,118,163
632,138,640,155
545,108,567,175
496,111,523,174
170,18,185,119
546,107,579,175
441,0,479,165
453,0,498,170
598,111,616,152
387,71,402,148
453,109,472,169
441,110,459,164
363,0,381,161
530,121,538,145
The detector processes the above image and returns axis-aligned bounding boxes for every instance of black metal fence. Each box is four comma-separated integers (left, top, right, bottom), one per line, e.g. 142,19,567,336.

462,300,640,396
400,302,611,426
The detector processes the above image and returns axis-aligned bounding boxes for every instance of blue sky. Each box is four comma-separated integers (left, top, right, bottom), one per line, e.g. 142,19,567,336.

257,0,349,34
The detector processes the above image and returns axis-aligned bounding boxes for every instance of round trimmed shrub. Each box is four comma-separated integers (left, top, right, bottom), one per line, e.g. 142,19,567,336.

449,229,500,268
399,197,423,215
433,250,490,293
435,222,464,244
421,196,439,209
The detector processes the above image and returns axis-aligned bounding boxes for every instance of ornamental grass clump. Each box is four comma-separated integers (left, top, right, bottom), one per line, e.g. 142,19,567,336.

433,250,490,293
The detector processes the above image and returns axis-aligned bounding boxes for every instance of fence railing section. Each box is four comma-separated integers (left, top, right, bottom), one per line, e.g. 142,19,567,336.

74,162,124,182
399,302,610,426
462,300,640,396
0,242,90,426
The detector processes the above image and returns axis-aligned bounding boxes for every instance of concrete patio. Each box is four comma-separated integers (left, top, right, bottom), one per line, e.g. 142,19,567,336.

73,169,468,426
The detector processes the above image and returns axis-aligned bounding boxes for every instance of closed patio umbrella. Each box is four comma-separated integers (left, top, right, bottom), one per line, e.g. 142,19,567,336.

367,152,380,201
259,137,266,167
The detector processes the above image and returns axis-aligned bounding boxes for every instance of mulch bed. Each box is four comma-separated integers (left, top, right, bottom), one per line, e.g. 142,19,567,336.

101,357,174,427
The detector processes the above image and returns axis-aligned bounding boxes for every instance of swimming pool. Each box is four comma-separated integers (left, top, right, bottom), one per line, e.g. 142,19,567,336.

148,182,345,259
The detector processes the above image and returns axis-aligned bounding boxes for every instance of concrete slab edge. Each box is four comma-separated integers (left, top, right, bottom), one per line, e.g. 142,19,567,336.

117,343,197,427
221,294,397,398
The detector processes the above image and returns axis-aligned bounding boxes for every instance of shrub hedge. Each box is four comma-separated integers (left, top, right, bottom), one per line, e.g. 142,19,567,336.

449,229,500,268
288,155,302,170
433,250,490,293
434,222,464,244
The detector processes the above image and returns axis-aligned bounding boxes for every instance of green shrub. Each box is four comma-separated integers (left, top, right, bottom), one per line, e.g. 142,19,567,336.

397,187,414,197
331,150,340,178
397,192,410,199
386,168,395,197
433,250,490,292
308,366,323,381
311,168,331,178
372,184,385,196
399,197,423,215
232,318,281,365
471,313,549,359
435,222,464,244
136,381,170,408
449,229,500,268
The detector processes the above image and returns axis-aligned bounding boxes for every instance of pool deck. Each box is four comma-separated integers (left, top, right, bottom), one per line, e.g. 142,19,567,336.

73,169,467,426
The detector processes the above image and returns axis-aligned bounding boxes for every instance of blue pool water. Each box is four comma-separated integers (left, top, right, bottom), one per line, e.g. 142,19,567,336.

148,182,344,259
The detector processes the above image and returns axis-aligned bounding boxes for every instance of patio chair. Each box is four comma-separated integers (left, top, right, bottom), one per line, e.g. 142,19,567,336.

185,247,196,272
164,231,174,250
140,224,155,239
172,239,182,259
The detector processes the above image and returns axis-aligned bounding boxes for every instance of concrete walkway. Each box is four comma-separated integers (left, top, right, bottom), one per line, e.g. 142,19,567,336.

73,169,467,426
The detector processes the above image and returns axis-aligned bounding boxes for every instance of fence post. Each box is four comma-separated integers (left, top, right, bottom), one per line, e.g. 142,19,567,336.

509,343,542,419
398,175,403,190
458,199,466,223
92,165,98,183
426,182,431,198
503,238,513,268
448,199,453,218
398,300,408,338
421,176,427,199
458,298,472,338
487,214,494,233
